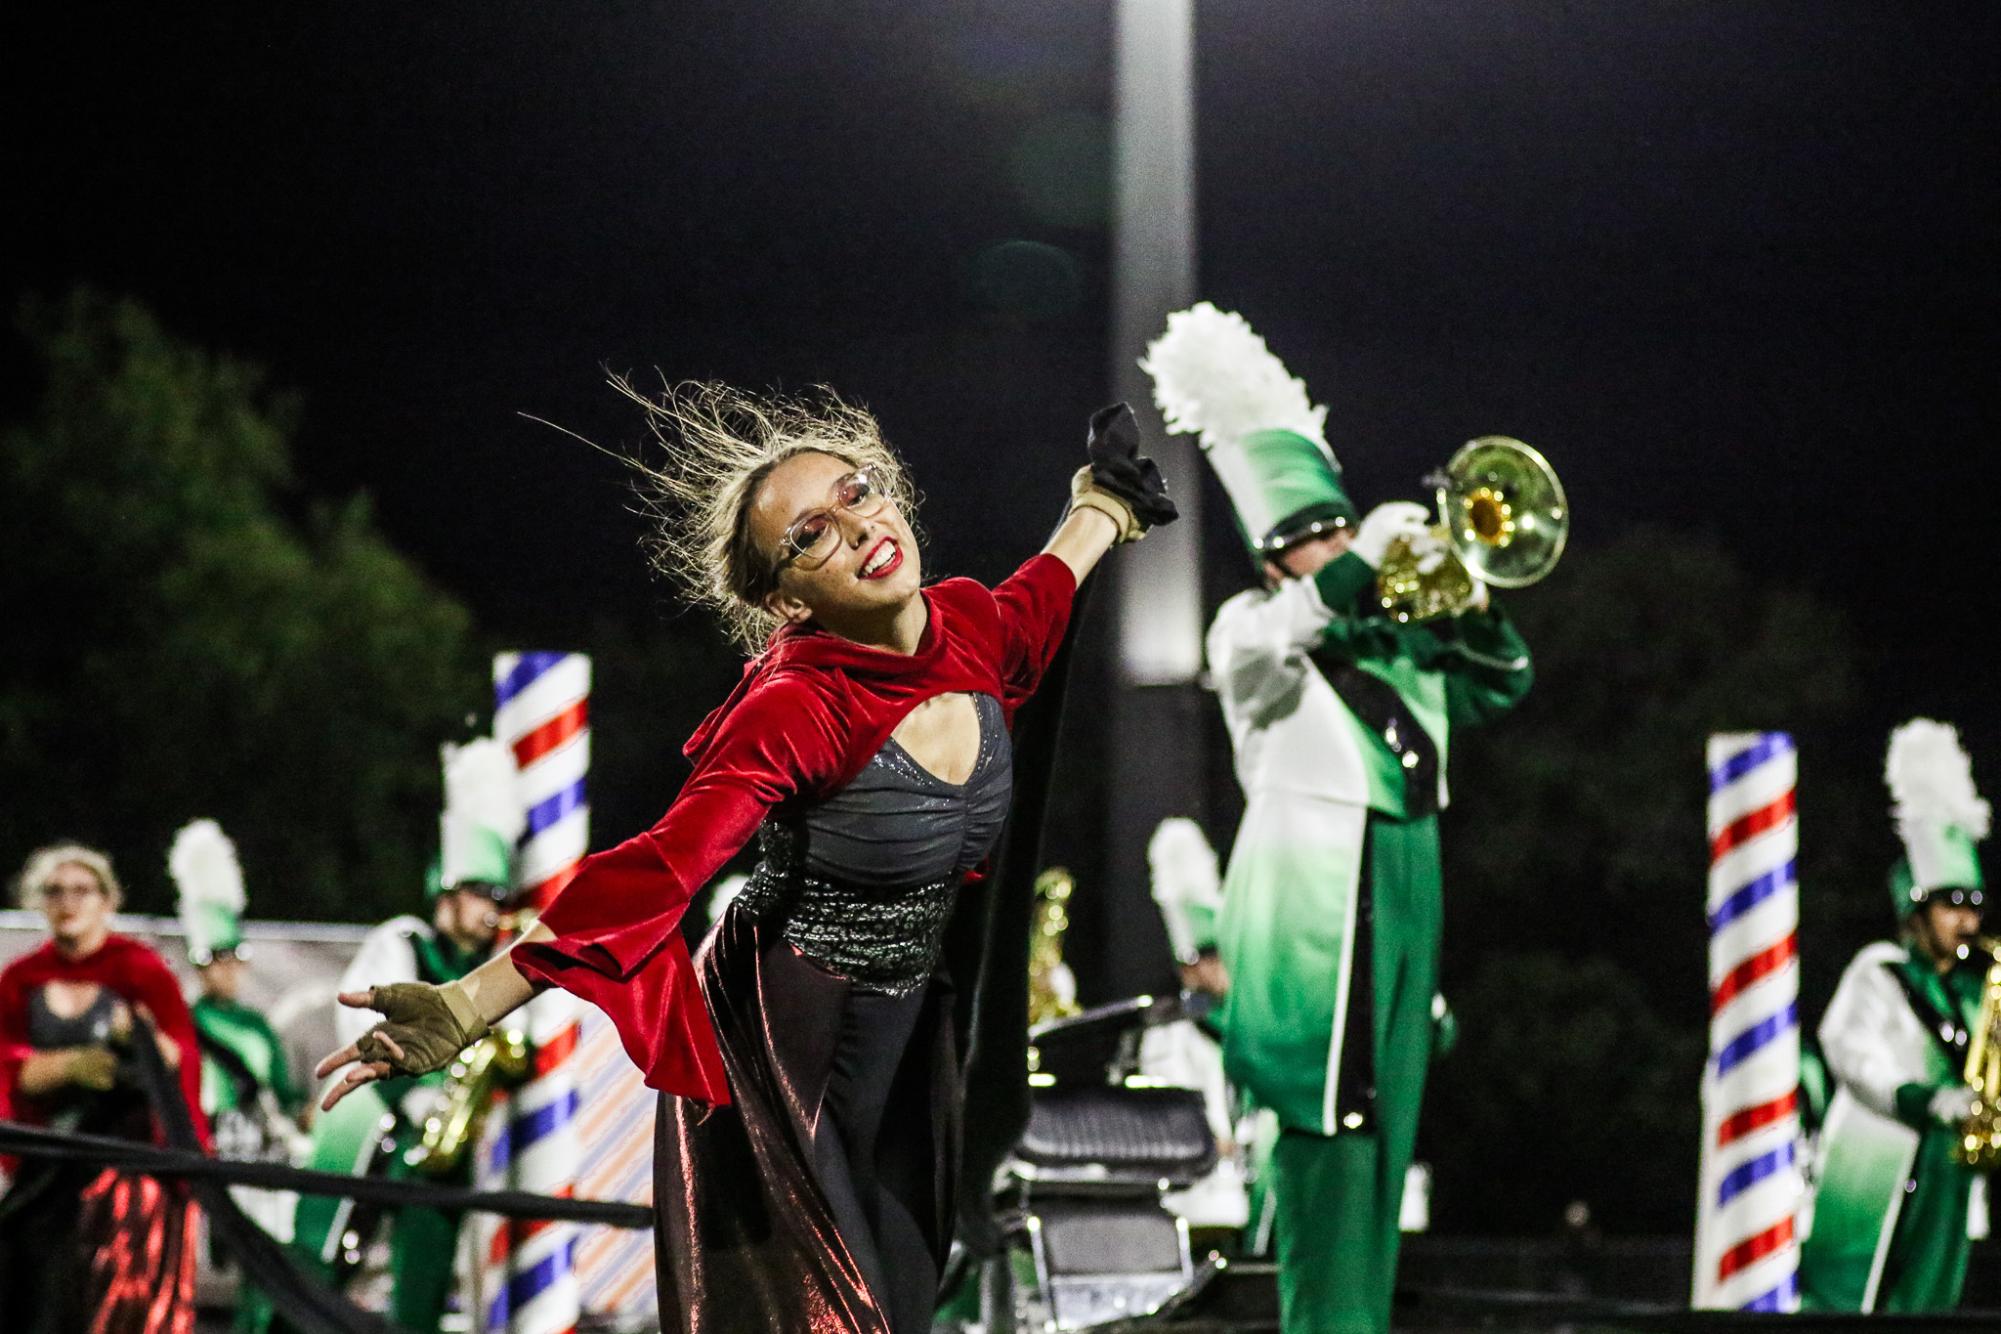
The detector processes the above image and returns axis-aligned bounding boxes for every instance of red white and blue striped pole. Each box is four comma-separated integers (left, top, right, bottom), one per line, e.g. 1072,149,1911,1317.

570,1012,659,1322
487,651,590,1334
1694,732,1804,1312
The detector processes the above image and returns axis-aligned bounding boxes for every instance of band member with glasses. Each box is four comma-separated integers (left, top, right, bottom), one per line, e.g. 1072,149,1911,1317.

0,843,209,1333
1145,305,1531,1334
315,382,1175,1333
1801,719,1992,1314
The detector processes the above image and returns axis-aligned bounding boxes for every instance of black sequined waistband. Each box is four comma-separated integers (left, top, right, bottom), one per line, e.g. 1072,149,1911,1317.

735,860,960,995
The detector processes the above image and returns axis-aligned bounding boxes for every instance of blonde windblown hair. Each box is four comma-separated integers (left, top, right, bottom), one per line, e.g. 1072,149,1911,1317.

613,378,920,654
15,842,124,910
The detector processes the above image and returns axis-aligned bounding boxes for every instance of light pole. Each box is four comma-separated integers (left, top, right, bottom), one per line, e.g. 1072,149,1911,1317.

1105,0,1204,986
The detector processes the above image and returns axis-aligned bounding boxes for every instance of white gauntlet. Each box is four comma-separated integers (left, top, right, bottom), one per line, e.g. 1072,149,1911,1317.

1929,1084,1978,1125
1349,501,1432,568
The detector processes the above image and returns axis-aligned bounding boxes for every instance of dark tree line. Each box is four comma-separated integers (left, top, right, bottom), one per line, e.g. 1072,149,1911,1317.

1,291,487,920
1428,528,1883,1233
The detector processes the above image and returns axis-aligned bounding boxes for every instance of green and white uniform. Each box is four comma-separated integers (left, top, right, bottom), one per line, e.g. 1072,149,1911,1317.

1207,549,1530,1331
1800,941,1984,1312
1140,818,1250,1231
1800,717,1991,1313
194,995,304,1154
171,817,310,1330
1146,303,1532,1332
171,820,304,1156
270,737,521,1334
272,915,485,1334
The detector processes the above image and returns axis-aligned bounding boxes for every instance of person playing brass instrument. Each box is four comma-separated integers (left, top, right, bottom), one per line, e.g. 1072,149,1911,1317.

1144,304,1534,1334
1801,719,1992,1313
261,738,520,1334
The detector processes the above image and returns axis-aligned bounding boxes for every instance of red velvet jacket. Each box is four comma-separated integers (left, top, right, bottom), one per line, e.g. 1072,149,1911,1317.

0,932,212,1147
514,554,1076,1105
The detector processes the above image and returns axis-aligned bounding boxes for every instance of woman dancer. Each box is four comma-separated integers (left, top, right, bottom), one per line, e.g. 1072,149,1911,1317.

0,843,209,1333
315,384,1174,1331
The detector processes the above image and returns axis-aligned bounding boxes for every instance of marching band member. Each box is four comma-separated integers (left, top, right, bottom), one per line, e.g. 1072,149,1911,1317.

271,739,520,1334
1800,719,1991,1313
172,821,305,1164
1145,304,1532,1333
171,819,306,1330
1140,817,1250,1233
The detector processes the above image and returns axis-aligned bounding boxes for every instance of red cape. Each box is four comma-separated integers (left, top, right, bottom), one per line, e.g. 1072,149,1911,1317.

0,932,212,1147
514,554,1076,1104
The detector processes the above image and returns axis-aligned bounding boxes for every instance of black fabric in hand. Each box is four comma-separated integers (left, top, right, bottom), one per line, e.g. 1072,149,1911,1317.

1086,403,1179,529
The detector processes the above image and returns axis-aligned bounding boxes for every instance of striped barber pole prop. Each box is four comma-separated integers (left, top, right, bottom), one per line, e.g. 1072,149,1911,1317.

570,1007,659,1320
486,651,592,1334
1693,732,1804,1312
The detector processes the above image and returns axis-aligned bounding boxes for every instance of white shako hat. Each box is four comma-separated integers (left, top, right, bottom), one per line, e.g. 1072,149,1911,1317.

439,737,526,898
170,818,247,965
1141,302,1355,558
1885,718,1989,913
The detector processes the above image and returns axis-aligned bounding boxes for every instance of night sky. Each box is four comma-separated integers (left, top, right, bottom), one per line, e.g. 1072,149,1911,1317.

11,3,1999,840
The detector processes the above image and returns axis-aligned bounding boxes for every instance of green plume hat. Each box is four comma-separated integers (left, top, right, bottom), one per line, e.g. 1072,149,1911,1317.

1142,303,1356,558
1885,718,1989,915
438,737,524,899
169,819,246,965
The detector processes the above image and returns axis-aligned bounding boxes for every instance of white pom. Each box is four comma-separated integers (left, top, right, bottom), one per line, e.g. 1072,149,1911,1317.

1886,718,1990,839
170,819,245,934
1139,302,1330,454
443,738,527,844
1148,817,1221,910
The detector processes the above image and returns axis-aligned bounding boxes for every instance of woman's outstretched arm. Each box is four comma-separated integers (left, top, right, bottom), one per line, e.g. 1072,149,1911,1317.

1044,504,1121,583
315,921,549,1110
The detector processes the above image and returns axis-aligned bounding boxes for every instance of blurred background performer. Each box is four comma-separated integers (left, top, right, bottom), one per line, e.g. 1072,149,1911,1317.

0,843,209,1334
171,818,308,1329
1145,304,1533,1334
314,385,1172,1334
172,819,306,1159
1139,816,1251,1234
275,738,519,1334
1800,719,1991,1313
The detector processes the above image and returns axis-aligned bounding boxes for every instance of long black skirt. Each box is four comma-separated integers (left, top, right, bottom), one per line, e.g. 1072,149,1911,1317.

654,901,960,1334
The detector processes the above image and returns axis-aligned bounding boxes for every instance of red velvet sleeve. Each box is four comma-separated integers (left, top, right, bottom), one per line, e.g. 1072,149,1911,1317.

512,673,845,1104
0,964,30,1125
990,553,1078,713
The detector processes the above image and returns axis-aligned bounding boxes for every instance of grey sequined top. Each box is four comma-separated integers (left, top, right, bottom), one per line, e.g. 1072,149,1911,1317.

737,692,1013,993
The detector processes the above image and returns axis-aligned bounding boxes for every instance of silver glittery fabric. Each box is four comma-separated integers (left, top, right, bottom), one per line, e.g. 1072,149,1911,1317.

736,694,1012,994
737,849,960,995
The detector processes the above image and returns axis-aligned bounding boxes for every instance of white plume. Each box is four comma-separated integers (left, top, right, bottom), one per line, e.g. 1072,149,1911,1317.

170,819,245,934
1140,302,1330,453
1886,718,1990,840
1148,817,1221,910
443,738,527,843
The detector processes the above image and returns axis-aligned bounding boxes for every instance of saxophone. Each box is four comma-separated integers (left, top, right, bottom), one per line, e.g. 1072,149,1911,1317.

1953,935,2001,1169
405,1026,531,1178
1028,867,1083,1029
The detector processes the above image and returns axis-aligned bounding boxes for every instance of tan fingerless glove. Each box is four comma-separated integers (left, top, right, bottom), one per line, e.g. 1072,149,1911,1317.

1068,466,1146,544
354,980,489,1076
69,1046,120,1092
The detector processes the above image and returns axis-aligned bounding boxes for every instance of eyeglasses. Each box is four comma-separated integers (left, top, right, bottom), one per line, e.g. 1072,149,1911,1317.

42,878,106,901
777,467,888,568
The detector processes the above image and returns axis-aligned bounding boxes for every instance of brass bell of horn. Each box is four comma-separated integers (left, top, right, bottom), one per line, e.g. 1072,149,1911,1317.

1375,436,1569,623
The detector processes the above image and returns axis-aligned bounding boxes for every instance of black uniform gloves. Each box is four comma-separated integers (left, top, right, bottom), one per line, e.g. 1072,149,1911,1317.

1086,402,1179,531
